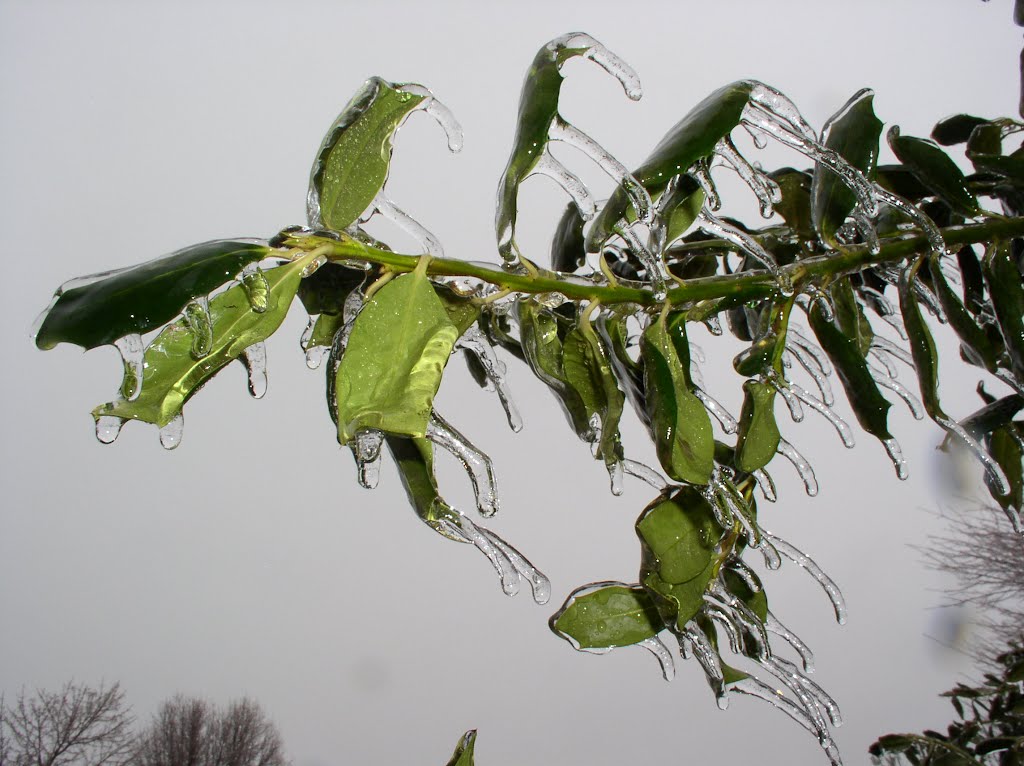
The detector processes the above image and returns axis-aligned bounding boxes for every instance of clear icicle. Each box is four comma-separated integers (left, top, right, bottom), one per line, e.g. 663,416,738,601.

549,118,652,223
693,388,739,433
438,514,520,597
777,438,819,496
702,314,723,336
788,382,856,447
874,187,947,256
681,622,728,707
769,377,805,422
708,583,771,660
697,209,789,292
768,655,842,727
239,263,270,313
761,656,831,740
752,468,777,502
995,369,1024,398
861,286,896,317
159,413,184,450
616,223,670,295
532,151,597,220
477,528,551,605
785,343,834,406
113,333,144,401
396,83,465,153
759,536,783,570
689,158,721,211
239,341,268,399
716,476,761,546
638,636,676,681
714,135,781,218
936,416,1012,499
705,604,745,655
607,460,624,496
789,327,833,375
426,412,500,517
455,325,523,432
868,348,899,379
748,82,819,143
300,316,315,350
763,530,847,625
369,191,445,257
94,415,124,445
306,345,330,370
183,296,214,359
879,309,909,340
884,438,910,480
871,336,915,368
352,429,383,490
870,368,925,420
766,610,815,673
851,206,881,254
556,32,644,101
621,459,669,491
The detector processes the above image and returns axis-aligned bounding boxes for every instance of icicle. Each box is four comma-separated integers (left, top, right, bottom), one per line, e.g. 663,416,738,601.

851,206,881,254
765,610,815,673
300,253,328,278
763,530,846,624
788,382,855,447
638,636,676,681
239,341,268,399
788,326,832,375
615,223,670,297
761,656,831,740
744,122,769,150
869,368,925,420
396,83,465,153
804,286,835,323
995,369,1024,398
426,412,500,517
883,438,910,481
747,83,818,143
689,158,721,210
549,118,652,224
368,191,445,257
532,151,597,221
871,336,915,368
94,415,124,445
769,655,842,727
702,314,723,336
752,468,777,502
693,388,739,433
785,343,834,406
874,187,946,257
183,296,214,359
879,309,909,339
352,429,383,490
555,32,644,101
777,439,819,496
300,316,315,350
861,286,896,317
697,209,790,293
714,135,781,218
621,459,669,491
607,460,625,496
705,602,744,655
306,346,330,370
768,376,805,422
438,515,520,597
716,475,760,546
113,333,144,401
477,527,551,605
868,348,899,378
759,536,783,570
681,622,728,708
159,413,184,450
936,416,1012,500
239,263,270,313
709,581,771,660
455,325,523,432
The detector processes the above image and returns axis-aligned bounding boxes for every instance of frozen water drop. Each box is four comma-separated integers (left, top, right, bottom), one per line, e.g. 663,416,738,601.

682,622,726,699
788,326,832,375
777,439,818,496
306,345,330,370
113,333,144,401
763,530,846,624
300,253,328,279
352,429,383,490
159,413,184,450
703,314,723,336
239,341,268,399
552,32,643,101
744,122,769,149
426,412,500,517
607,460,624,496
183,296,213,359
300,316,316,351
689,158,721,211
239,263,270,313
638,636,676,682
94,415,124,445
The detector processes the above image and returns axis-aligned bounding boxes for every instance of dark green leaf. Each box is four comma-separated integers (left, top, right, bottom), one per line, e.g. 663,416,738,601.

307,312,345,350
983,241,1024,380
662,179,705,245
899,258,945,421
550,203,587,272
723,566,767,622
957,245,987,315
296,261,367,316
932,114,989,146
812,89,882,246
927,254,1001,372
876,164,933,202
550,582,663,649
735,380,781,473
444,730,477,766
35,239,269,350
888,126,980,216
961,396,1024,439
988,425,1023,514
386,435,461,531
562,322,625,466
768,168,815,240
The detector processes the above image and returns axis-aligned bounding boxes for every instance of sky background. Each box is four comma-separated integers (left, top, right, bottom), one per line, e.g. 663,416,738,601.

1,1,1021,764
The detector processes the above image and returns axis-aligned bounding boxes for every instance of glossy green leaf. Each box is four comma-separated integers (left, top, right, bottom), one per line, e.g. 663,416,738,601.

308,78,426,232
641,312,714,484
899,259,945,421
927,254,1001,372
875,164,933,202
662,178,705,245
983,241,1024,380
550,582,663,650
735,380,781,473
931,114,988,146
833,279,874,357
587,81,754,251
733,333,779,378
561,322,626,465
812,89,882,246
962,395,1024,439
35,239,269,350
333,259,458,444
444,730,477,766
550,203,587,272
308,312,345,350
957,245,988,315
887,127,980,216
93,253,315,428
988,425,1023,515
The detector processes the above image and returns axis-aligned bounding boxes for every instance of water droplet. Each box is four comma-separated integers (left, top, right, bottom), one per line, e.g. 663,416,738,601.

638,636,676,682
426,412,499,517
763,530,846,624
306,345,330,370
777,439,819,496
702,314,724,337
159,413,184,450
94,415,124,445
239,263,270,313
113,333,144,401
352,429,383,490
182,296,213,359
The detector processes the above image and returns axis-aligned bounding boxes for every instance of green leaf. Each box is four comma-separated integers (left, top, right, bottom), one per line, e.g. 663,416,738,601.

927,254,1001,372
561,321,626,465
899,259,945,421
93,252,315,428
307,312,345,350
333,259,458,444
550,582,664,650
876,164,933,202
957,245,988,315
587,81,754,251
550,203,587,272
35,239,269,350
769,168,815,240
444,731,477,766
662,178,705,245
735,380,781,473
641,312,714,484
887,127,980,216
962,396,1024,439
833,279,874,357
931,114,989,146
308,78,426,232
811,89,882,247
988,425,1023,514
723,567,767,622
386,435,461,531
296,261,367,316
982,241,1024,381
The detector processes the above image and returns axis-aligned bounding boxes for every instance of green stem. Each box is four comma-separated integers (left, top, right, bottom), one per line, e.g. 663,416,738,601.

279,215,1024,309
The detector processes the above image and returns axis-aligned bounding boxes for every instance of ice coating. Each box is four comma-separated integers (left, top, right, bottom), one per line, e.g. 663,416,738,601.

769,377,806,422
777,438,819,496
752,468,777,502
535,152,598,222
871,336,915,368
788,326,833,376
638,636,676,682
785,343,834,406
477,527,551,605
183,296,213,358
870,367,925,420
438,515,519,597
770,655,842,727
762,656,831,742
697,209,785,287
766,610,815,673
851,207,881,254
369,191,445,257
113,333,144,401
299,253,328,279
396,83,465,153
996,369,1024,398
702,314,723,337
94,415,124,445
616,223,670,296
158,413,184,450
763,530,847,624
874,187,947,256
708,582,771,660
681,622,727,705
694,388,739,434
748,82,818,143
455,325,523,432
621,459,669,490
936,416,1011,500
861,286,896,318
868,347,899,379
689,158,721,211
353,429,383,490
426,412,500,517
607,460,624,496
239,341,268,399
552,32,644,101
239,263,270,313
788,382,855,448
714,135,781,218
743,121,769,150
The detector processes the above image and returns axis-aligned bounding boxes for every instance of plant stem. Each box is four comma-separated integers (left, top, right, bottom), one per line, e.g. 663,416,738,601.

278,216,1024,309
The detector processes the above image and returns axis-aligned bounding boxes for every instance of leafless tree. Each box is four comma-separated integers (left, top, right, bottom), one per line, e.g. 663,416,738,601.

0,682,134,766
134,697,285,766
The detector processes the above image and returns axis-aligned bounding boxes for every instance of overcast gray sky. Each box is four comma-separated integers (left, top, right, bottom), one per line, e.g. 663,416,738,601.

1,1,1021,764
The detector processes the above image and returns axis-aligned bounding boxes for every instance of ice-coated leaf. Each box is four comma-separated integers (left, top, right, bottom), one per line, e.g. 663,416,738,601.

550,203,587,272
735,380,781,473
931,114,988,146
811,89,882,246
723,566,768,623
296,261,367,316
386,435,461,530
832,279,873,357
561,320,625,464
957,245,987,316
988,425,1023,514
444,730,477,766
769,167,815,241
887,127,980,216
982,241,1024,381
588,81,754,251
641,312,714,485
550,582,663,650
35,239,269,350
333,258,458,444
927,254,1000,372
661,177,706,246
93,252,316,428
